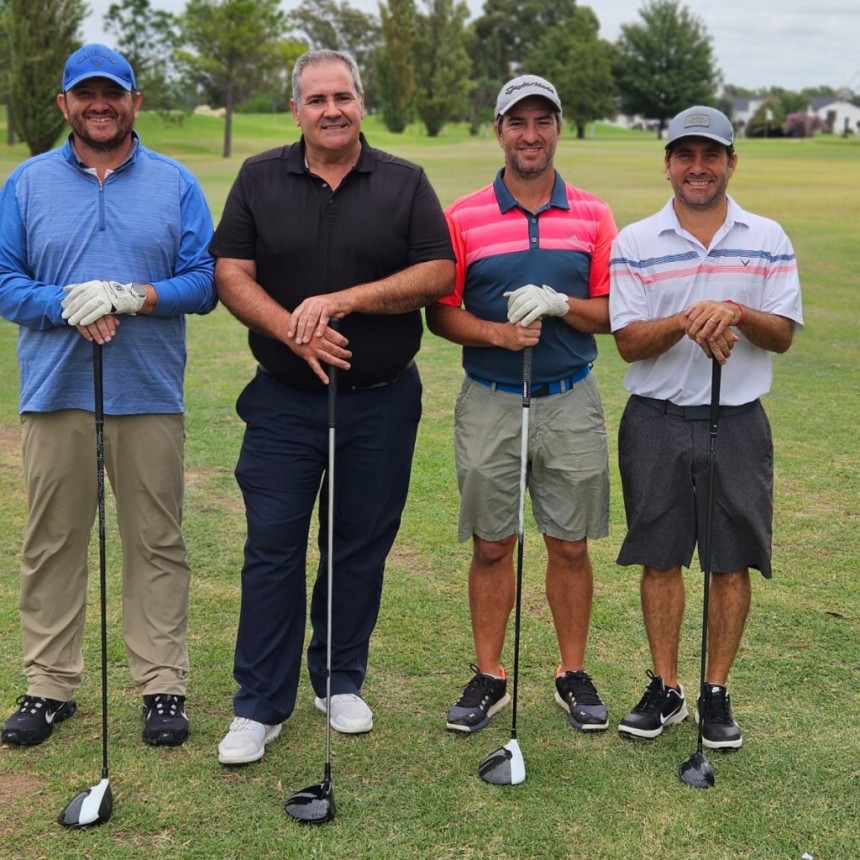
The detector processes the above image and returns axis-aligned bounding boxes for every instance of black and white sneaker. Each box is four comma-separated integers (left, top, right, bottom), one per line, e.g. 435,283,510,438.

446,664,510,733
697,684,743,750
618,670,688,739
1,694,77,746
554,668,609,731
142,694,188,746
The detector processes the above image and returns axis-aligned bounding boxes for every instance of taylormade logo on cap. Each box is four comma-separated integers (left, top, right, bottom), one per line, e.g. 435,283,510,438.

62,44,136,92
495,75,562,119
666,105,734,147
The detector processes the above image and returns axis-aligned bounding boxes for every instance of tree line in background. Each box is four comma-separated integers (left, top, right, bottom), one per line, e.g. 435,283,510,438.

1,0,856,158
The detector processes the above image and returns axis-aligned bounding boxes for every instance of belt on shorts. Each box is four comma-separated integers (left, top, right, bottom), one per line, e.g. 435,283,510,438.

634,394,759,420
258,361,414,392
467,365,590,397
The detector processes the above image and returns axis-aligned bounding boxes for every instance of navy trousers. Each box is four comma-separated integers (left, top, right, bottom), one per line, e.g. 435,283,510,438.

231,365,421,724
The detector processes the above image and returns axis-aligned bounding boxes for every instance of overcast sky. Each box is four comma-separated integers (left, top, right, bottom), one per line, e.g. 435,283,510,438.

82,0,860,94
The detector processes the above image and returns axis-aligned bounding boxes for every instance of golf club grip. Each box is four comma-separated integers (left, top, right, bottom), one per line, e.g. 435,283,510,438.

709,358,722,433
327,317,340,422
521,346,533,404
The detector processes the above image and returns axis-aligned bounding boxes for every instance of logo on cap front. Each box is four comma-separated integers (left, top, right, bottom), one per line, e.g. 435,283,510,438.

684,114,711,128
75,47,118,69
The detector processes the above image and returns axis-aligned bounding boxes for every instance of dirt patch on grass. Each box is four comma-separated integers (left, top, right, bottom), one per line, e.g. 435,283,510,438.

0,424,22,472
0,771,43,837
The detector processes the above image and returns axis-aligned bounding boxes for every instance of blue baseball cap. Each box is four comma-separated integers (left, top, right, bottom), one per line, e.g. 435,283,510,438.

62,44,136,92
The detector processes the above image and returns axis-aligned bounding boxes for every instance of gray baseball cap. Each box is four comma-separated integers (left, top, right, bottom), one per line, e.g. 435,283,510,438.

666,106,734,147
495,75,562,119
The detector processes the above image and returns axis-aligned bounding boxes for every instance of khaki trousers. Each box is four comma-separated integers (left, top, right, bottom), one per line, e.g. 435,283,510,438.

19,410,190,700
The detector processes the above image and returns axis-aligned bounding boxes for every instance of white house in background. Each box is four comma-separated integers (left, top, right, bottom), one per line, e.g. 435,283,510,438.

731,97,763,135
604,95,860,137
810,97,860,135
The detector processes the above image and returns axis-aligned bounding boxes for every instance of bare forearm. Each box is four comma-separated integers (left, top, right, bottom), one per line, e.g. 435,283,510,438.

337,259,455,316
215,260,289,340
733,305,795,353
215,257,351,382
565,295,610,334
613,314,687,362
426,302,540,351
288,259,455,344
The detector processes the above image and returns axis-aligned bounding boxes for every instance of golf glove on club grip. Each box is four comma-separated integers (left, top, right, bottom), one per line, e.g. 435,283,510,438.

62,280,145,327
503,283,569,326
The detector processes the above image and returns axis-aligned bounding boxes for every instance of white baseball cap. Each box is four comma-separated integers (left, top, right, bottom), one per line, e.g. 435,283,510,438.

495,75,562,119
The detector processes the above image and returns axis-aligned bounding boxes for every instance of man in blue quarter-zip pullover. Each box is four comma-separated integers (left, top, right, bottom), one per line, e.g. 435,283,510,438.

0,44,216,748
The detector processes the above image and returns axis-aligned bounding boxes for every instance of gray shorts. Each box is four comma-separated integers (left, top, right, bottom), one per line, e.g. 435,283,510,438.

454,373,610,543
616,395,774,578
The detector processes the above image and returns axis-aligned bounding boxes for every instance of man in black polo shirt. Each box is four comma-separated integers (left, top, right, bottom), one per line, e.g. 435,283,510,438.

211,49,454,764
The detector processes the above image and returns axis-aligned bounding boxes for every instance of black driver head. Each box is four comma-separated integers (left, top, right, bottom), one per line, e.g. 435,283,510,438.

284,778,336,824
679,750,715,788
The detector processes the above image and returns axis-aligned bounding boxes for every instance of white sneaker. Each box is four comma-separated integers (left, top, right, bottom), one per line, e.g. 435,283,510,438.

314,693,373,734
218,717,282,764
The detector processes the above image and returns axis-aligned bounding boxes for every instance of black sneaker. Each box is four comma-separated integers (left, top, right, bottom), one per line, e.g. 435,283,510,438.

446,664,511,733
697,684,743,750
142,694,188,746
554,668,609,731
1,695,77,746
618,670,688,739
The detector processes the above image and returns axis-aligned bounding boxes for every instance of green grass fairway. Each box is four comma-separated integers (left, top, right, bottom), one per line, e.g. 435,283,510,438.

0,113,858,860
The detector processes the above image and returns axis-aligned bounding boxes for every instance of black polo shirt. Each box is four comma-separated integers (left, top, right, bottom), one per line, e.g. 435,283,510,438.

210,134,454,392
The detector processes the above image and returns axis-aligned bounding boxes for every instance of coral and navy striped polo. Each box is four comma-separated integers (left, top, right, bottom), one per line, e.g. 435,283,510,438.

440,169,617,387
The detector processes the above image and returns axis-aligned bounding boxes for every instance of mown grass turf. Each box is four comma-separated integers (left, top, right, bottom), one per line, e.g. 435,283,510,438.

0,111,857,860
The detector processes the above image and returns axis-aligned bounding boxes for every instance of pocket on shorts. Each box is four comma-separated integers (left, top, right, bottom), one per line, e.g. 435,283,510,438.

454,376,474,424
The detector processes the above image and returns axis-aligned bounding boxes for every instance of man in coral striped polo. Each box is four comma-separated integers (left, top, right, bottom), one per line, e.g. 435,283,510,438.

426,75,616,736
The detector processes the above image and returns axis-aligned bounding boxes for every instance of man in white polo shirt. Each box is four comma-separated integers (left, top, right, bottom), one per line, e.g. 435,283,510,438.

609,105,803,750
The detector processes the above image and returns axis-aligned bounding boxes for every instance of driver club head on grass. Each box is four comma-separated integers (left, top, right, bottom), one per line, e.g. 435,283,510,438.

284,776,335,824
58,777,113,828
478,738,526,786
679,750,715,788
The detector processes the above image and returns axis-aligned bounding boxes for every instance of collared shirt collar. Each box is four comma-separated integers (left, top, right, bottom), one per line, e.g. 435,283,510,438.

292,132,374,174
67,130,140,175
492,167,570,214
656,193,751,237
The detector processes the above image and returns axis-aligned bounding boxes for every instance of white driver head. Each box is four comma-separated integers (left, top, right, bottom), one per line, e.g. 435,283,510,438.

59,777,113,827
478,738,526,786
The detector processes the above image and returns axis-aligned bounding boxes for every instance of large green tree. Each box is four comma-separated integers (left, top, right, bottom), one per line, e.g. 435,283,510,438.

6,0,85,155
614,0,720,137
467,0,584,131
413,0,471,137
176,0,288,157
462,24,502,136
525,7,616,139
375,0,416,133
104,0,184,116
471,0,582,82
289,0,382,111
0,0,14,145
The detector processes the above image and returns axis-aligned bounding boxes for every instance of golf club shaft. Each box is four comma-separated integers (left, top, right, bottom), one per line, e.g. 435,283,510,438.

695,358,722,755
324,319,340,776
93,342,109,780
510,347,533,739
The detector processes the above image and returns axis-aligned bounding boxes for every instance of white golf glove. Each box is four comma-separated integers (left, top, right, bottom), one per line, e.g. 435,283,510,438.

62,280,146,327
503,283,569,326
